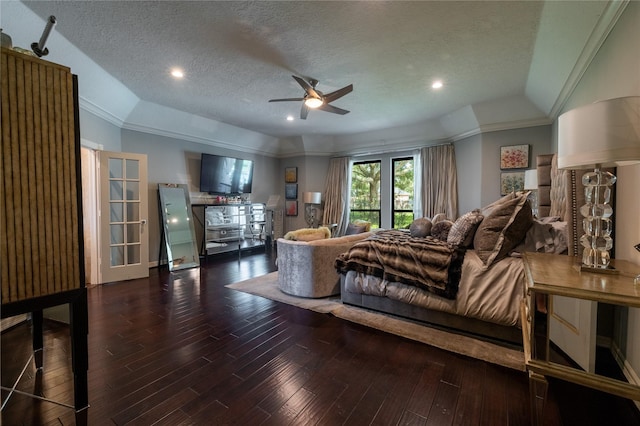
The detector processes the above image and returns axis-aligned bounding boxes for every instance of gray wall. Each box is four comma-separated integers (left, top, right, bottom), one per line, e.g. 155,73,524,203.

79,110,122,151
121,129,280,265
478,126,552,207
559,1,640,381
279,155,332,232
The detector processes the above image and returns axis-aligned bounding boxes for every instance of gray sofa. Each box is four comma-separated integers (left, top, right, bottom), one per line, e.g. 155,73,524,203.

276,232,373,298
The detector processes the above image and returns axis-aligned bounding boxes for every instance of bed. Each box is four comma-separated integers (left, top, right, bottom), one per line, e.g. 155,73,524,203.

336,154,578,344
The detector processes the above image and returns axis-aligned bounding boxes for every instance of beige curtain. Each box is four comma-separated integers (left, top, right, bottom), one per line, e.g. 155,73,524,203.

420,144,458,219
322,157,351,235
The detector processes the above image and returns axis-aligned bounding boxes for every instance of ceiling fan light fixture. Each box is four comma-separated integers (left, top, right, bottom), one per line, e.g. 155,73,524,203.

304,97,323,108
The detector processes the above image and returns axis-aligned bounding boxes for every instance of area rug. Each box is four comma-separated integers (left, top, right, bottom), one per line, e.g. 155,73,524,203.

226,272,525,371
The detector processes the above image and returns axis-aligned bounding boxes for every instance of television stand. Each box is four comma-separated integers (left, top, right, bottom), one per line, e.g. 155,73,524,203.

192,203,266,261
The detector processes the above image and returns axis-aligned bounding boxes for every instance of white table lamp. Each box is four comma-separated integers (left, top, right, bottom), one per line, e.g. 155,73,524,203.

303,192,322,228
524,169,538,217
558,96,640,270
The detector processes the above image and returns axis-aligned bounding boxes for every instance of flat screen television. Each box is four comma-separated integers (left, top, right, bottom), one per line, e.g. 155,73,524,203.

199,153,254,195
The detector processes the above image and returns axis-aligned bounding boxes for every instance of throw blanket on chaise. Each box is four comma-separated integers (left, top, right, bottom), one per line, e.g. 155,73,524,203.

335,229,465,299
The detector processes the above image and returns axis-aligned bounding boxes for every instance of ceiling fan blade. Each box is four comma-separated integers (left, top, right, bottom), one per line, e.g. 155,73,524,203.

292,75,320,99
318,103,350,115
300,103,309,120
323,84,353,104
268,97,304,102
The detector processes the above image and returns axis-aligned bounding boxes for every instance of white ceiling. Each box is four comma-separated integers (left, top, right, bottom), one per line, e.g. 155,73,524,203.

17,1,622,143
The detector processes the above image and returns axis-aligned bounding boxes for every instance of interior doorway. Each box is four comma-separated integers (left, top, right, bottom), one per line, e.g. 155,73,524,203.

81,145,99,285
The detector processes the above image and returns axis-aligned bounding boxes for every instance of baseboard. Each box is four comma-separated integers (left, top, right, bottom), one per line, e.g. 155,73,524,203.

611,341,640,412
597,335,612,348
1,314,28,333
595,336,640,412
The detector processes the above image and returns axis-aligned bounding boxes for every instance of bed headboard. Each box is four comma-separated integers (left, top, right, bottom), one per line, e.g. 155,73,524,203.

537,153,582,257
536,154,554,218
537,153,615,258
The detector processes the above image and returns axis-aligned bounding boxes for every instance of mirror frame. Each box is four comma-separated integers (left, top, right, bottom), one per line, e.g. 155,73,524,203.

158,183,200,271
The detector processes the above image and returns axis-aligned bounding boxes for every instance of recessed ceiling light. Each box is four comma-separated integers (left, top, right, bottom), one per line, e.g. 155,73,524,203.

286,115,294,121
432,80,443,89
170,69,184,79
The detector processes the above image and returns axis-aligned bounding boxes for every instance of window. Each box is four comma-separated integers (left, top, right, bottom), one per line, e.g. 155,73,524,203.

349,154,416,229
349,161,381,227
392,157,414,228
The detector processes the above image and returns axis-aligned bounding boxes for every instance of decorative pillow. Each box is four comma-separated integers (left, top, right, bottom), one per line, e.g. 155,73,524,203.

447,210,484,247
345,223,368,235
409,218,432,238
431,220,454,241
511,220,569,256
284,226,331,241
473,193,533,266
431,213,448,225
480,193,516,217
352,219,372,232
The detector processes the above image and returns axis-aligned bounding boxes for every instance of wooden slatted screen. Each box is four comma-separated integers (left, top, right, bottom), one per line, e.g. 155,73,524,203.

1,48,81,304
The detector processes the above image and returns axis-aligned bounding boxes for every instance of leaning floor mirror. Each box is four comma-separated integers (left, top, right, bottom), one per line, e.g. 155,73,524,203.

158,183,200,271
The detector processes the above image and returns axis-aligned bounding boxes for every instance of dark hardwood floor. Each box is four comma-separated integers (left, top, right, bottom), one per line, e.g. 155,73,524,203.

2,249,639,425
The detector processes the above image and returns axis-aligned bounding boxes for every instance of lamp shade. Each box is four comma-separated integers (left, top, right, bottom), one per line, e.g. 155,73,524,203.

558,96,640,169
524,169,538,190
303,191,321,204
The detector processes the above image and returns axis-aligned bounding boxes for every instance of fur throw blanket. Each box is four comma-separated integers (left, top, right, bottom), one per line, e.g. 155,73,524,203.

284,226,331,241
335,229,465,299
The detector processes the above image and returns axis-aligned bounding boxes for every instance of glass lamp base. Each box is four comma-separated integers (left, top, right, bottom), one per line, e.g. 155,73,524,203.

580,167,615,269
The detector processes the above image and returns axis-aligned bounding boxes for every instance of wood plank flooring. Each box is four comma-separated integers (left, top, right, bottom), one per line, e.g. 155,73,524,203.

2,249,639,425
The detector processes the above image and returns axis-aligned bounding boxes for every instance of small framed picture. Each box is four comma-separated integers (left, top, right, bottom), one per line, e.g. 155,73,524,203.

285,167,298,183
285,200,298,216
500,144,529,169
501,172,525,195
285,183,297,200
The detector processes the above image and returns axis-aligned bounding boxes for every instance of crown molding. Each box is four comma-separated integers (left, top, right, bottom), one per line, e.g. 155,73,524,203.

80,96,552,158
79,96,126,127
120,121,280,157
549,0,630,118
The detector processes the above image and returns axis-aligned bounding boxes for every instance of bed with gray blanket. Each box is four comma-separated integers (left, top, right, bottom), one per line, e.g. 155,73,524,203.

336,230,530,343
336,155,576,344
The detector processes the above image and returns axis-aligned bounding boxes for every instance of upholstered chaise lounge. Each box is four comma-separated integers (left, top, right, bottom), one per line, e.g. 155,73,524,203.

276,232,373,298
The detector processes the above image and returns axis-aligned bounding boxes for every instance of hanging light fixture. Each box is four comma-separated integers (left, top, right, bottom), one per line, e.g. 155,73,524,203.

304,97,323,109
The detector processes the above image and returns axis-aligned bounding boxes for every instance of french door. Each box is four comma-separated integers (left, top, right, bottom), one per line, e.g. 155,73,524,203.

98,151,149,283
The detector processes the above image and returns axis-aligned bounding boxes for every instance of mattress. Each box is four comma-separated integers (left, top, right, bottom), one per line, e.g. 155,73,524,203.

342,250,526,327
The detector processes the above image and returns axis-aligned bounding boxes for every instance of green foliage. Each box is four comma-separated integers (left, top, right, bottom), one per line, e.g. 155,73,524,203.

393,212,414,229
349,210,380,228
349,158,415,229
350,162,381,209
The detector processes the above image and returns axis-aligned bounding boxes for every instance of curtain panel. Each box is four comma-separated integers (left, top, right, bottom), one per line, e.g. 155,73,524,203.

420,144,458,219
322,157,351,236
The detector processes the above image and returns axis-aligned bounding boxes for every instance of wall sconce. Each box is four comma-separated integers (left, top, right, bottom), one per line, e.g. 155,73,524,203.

558,96,640,270
303,192,322,228
524,169,538,217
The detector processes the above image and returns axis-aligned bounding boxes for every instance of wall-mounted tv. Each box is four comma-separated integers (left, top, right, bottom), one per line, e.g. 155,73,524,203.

199,153,254,195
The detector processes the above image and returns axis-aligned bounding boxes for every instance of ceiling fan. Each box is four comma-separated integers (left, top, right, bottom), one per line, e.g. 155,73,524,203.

269,75,353,119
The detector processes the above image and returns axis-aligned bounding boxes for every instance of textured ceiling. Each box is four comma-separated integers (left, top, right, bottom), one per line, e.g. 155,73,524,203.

19,1,613,139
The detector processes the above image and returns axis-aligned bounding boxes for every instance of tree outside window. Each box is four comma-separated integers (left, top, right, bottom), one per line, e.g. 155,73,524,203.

392,158,414,228
350,161,381,227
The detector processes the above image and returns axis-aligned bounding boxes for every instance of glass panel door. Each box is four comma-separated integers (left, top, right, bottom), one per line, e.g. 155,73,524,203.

99,151,149,283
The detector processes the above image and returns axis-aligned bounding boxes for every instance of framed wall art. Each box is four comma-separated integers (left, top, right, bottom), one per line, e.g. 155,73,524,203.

500,144,529,169
285,183,298,200
500,172,525,195
285,200,298,216
285,167,297,183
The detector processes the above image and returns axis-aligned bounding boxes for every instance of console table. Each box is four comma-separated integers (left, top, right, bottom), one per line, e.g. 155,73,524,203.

192,203,266,261
521,252,640,425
